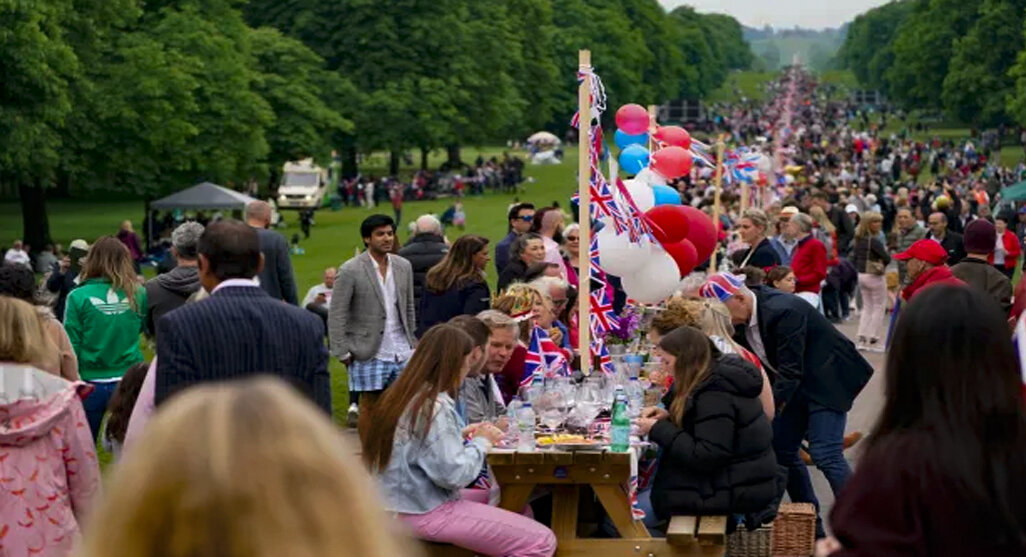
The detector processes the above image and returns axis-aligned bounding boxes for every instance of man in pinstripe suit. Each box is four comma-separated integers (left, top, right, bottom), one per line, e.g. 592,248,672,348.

154,220,331,413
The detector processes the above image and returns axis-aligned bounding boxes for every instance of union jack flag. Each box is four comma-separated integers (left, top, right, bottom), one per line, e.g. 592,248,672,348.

589,289,617,335
589,236,607,286
523,326,569,386
613,178,654,243
591,338,615,375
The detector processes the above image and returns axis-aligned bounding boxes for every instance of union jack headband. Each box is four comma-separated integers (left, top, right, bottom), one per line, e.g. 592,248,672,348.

699,273,746,303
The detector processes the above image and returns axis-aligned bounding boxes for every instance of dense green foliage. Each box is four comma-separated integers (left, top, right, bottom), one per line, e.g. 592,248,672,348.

2,0,752,247
838,0,1026,128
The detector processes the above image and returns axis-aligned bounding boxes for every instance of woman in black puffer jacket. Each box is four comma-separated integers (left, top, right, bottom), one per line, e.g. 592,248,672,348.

637,326,784,529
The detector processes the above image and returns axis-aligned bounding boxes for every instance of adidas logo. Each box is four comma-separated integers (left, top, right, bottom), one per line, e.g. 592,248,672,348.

88,289,131,316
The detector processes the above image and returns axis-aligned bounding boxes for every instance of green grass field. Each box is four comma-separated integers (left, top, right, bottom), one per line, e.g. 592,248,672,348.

707,71,774,104
0,146,580,426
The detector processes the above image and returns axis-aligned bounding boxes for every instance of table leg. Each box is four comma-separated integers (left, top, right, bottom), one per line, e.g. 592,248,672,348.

592,484,651,539
551,485,580,542
498,484,535,514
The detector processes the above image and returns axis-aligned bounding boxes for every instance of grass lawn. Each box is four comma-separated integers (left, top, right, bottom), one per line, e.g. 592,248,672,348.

707,71,775,104
0,146,580,428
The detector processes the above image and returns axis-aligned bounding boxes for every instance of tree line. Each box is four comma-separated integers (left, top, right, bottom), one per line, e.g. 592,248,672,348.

2,0,751,249
836,0,1026,129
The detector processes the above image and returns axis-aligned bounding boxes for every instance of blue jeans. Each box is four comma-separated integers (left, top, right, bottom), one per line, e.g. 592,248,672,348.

772,391,851,536
83,380,119,442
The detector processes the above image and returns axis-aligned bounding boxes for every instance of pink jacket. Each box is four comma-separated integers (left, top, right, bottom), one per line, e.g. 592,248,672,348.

0,364,100,557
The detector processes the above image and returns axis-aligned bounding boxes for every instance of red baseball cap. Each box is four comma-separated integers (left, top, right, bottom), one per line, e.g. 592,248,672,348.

893,239,948,265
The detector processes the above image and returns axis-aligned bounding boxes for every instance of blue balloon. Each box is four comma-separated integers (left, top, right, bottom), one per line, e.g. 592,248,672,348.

652,184,682,206
614,129,648,150
619,144,649,175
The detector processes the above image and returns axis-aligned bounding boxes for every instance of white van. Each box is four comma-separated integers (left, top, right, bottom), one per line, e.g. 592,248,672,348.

277,159,327,210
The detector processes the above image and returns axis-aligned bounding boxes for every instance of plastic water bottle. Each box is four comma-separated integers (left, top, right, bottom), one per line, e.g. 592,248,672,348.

610,388,631,452
626,377,643,419
506,396,521,445
517,402,536,452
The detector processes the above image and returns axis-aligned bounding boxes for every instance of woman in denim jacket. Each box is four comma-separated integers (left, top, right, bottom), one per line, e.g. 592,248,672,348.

363,324,556,557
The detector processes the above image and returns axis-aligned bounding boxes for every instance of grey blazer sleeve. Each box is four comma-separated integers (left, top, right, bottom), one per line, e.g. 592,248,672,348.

403,260,417,345
276,235,299,305
328,264,355,361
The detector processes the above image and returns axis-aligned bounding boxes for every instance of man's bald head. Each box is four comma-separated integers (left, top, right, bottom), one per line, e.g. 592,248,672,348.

414,214,442,235
245,201,272,228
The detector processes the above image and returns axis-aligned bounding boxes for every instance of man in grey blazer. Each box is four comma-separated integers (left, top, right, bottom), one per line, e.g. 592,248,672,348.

328,214,416,433
246,201,299,305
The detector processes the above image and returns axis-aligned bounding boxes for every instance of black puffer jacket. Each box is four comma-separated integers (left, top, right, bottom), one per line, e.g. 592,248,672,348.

649,355,783,525
398,233,448,309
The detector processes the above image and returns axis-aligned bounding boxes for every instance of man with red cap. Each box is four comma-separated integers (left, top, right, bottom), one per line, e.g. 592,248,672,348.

893,239,964,300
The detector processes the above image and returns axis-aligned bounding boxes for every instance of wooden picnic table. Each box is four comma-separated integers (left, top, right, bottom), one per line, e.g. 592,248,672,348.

487,450,726,557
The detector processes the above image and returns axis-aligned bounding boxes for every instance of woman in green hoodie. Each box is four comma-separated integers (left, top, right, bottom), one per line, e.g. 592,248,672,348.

64,236,148,440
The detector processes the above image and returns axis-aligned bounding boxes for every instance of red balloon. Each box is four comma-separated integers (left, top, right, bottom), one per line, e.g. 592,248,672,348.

644,205,691,245
615,104,650,135
650,146,693,179
679,205,716,263
653,126,692,150
664,239,699,277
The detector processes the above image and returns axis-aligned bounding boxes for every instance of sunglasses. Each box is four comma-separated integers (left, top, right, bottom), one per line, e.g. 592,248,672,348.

566,235,579,241
552,298,568,306
517,215,534,222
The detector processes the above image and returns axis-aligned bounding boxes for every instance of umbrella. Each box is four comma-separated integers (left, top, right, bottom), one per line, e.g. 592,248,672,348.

527,131,561,145
1001,180,1026,203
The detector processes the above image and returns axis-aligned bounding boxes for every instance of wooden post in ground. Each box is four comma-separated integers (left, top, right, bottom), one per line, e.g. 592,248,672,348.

709,137,726,272
577,50,592,374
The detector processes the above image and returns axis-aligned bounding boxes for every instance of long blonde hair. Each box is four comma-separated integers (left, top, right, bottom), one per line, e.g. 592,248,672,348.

80,236,141,310
808,205,836,234
659,326,717,427
78,378,416,557
855,210,883,239
0,297,54,365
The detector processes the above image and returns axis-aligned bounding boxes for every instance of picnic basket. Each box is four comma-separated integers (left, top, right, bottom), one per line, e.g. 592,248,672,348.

726,524,773,557
771,502,816,556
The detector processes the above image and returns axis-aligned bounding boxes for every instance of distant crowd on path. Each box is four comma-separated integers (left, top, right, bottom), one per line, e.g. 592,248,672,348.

2,72,1026,556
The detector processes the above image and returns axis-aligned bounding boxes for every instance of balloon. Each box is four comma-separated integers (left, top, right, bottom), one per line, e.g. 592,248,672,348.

614,129,648,150
596,226,652,277
653,126,692,150
644,205,691,244
621,179,655,213
634,167,666,187
650,146,693,179
618,144,649,175
620,249,682,304
756,153,772,173
663,239,698,277
679,205,717,263
615,104,650,135
652,184,681,206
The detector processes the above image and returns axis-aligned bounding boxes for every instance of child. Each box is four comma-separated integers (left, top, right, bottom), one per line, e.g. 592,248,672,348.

103,361,151,460
453,201,466,230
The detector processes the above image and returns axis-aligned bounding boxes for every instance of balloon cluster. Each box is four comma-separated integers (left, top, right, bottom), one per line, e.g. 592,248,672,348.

594,104,717,304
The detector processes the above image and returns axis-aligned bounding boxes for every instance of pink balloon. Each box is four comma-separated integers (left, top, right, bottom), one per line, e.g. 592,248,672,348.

650,146,693,179
679,206,716,263
615,104,650,135
653,126,692,150
664,239,699,277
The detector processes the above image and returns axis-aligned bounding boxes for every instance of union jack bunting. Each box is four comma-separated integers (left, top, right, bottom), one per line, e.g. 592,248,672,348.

591,338,615,375
613,178,654,243
588,235,607,285
589,288,617,335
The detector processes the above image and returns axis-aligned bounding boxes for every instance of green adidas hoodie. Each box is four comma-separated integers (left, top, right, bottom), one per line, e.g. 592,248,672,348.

64,278,148,380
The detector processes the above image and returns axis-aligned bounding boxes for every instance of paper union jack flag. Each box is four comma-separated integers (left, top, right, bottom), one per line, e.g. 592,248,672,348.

522,326,569,386
613,178,654,243
588,236,607,286
589,289,617,335
591,338,615,375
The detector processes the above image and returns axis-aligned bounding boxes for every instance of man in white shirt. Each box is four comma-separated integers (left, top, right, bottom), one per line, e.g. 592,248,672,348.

302,267,337,326
329,214,416,432
4,240,30,268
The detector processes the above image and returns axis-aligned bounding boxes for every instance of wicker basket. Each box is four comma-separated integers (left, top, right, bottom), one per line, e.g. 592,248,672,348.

771,503,816,556
727,525,773,557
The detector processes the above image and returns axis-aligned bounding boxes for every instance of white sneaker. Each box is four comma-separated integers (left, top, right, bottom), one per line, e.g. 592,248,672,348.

347,403,359,428
866,339,886,353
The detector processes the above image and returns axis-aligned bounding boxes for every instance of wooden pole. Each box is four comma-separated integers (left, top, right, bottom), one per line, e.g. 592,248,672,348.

709,137,726,272
577,50,592,374
647,105,658,152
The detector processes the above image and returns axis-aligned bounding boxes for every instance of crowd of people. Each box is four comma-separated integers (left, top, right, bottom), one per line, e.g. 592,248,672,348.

2,67,1026,557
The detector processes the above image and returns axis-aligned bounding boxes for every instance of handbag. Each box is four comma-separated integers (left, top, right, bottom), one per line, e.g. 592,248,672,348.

864,238,885,276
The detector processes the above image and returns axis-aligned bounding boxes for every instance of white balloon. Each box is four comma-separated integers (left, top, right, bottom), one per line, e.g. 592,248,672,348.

634,167,667,187
620,248,682,304
596,226,652,277
620,179,655,213
756,153,772,174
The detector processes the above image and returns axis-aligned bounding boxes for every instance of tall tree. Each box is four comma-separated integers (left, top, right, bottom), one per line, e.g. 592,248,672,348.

837,0,917,90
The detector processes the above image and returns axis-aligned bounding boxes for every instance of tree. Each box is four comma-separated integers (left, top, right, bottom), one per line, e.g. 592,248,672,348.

506,0,560,133
837,0,917,90
945,0,1026,126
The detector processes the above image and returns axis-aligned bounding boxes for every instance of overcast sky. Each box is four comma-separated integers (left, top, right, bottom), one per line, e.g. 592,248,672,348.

658,0,893,29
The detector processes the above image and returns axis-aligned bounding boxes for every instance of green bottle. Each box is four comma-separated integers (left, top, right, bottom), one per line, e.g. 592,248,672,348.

610,387,630,452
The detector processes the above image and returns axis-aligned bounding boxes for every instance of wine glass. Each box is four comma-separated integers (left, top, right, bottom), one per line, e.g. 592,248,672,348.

538,389,567,432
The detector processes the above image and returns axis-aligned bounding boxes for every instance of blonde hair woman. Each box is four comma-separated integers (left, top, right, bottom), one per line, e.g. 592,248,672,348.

0,297,100,557
852,211,890,352
491,284,547,402
79,378,414,557
63,236,147,440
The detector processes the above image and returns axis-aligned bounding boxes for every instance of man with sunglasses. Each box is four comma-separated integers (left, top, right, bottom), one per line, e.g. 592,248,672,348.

495,202,535,276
